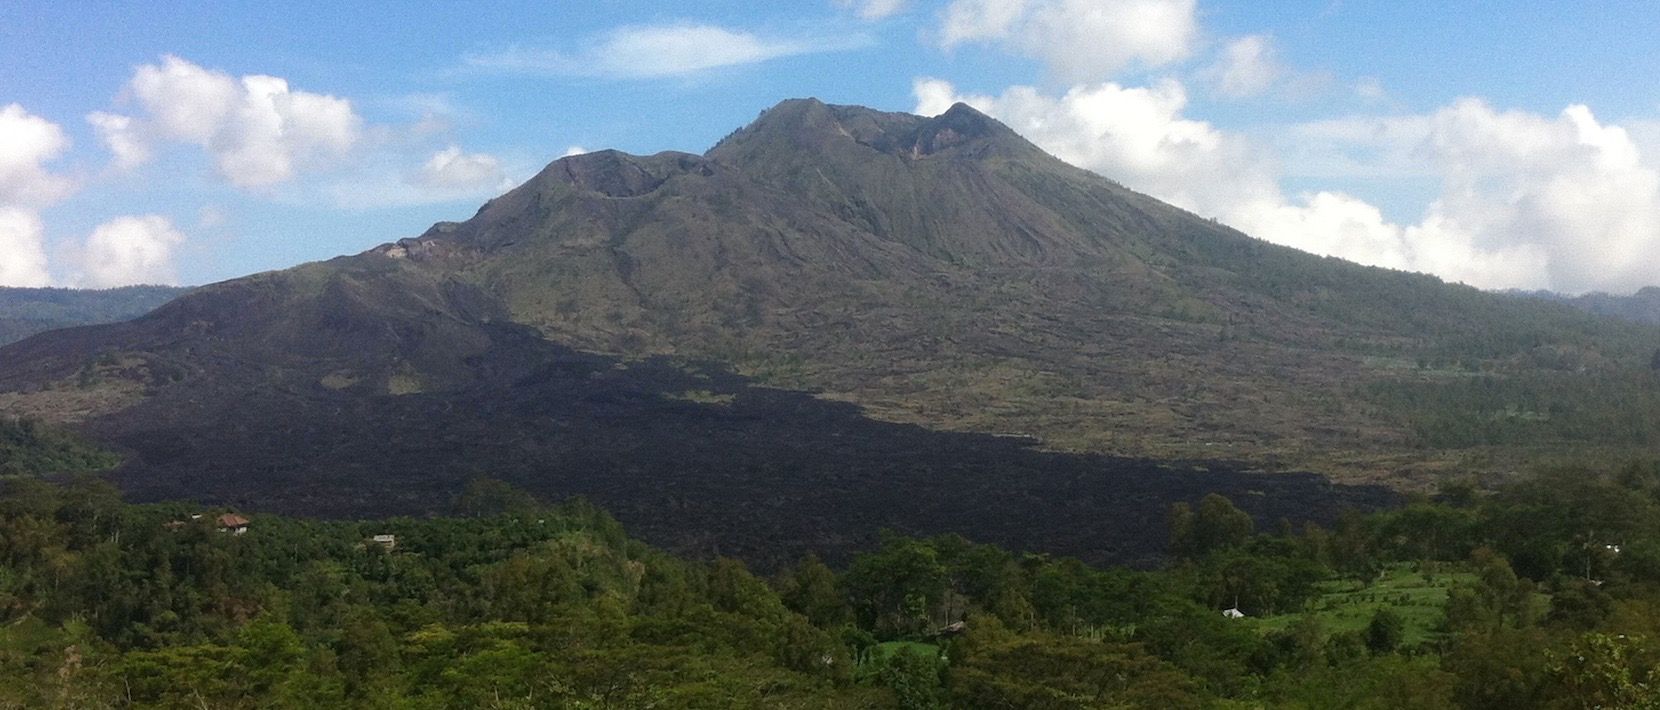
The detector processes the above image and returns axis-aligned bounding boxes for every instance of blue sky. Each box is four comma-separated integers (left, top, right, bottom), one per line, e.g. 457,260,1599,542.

2,1,1658,293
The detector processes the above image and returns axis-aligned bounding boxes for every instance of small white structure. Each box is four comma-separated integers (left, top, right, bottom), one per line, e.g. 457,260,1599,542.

1222,607,1246,619
370,534,397,551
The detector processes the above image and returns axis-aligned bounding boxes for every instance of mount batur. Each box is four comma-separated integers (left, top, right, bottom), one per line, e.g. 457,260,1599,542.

3,99,1657,565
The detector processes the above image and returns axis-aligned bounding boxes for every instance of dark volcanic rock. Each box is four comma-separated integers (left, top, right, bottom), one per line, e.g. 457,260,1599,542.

97,337,1393,568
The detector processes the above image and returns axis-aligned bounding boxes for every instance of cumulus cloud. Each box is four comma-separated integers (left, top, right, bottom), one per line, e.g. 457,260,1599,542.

463,24,868,79
914,77,1275,214
91,55,362,188
328,146,518,210
86,112,150,169
938,0,1198,82
0,104,74,207
0,208,51,287
77,215,187,287
836,0,908,20
411,146,508,190
1274,101,1660,292
915,79,1660,293
0,104,74,286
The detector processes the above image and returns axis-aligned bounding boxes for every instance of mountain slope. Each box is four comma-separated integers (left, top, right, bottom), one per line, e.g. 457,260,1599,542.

0,249,1391,566
387,98,1659,473
0,99,1655,561
0,285,189,346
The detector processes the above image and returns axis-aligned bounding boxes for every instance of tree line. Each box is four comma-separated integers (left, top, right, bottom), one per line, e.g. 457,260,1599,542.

3,462,1660,707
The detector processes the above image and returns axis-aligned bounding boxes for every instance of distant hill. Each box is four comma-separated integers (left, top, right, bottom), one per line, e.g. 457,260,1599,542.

0,99,1654,563
1515,286,1660,327
0,286,190,345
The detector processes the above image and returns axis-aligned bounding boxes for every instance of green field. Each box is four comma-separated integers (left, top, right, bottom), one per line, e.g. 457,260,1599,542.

861,641,941,665
1252,563,1476,647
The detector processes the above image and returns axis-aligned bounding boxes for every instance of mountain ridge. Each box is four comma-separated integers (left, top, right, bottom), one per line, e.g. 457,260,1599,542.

1517,286,1660,327
0,285,190,346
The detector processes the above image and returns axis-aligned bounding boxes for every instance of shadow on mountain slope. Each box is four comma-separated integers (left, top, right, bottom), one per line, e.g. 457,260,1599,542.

80,327,1391,568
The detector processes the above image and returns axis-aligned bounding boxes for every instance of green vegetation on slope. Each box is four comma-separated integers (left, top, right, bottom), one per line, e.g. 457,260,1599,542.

1251,563,1478,648
1365,370,1660,449
0,285,189,345
0,417,120,477
5,461,1660,707
0,479,883,708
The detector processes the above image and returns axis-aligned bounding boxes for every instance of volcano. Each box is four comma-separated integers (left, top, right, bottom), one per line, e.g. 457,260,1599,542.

2,98,1655,564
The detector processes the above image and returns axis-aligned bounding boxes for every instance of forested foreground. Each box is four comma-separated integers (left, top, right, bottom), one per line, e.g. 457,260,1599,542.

4,467,1660,708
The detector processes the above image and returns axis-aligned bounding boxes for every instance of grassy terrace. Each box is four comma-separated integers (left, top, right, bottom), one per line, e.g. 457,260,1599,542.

1253,563,1477,647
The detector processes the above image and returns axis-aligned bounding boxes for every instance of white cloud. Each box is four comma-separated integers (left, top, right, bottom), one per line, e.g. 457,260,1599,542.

0,104,74,207
326,147,520,210
77,215,187,287
561,146,591,158
86,111,150,169
411,146,507,190
837,0,908,20
914,77,1275,216
1204,35,1284,98
0,208,51,287
93,55,362,188
0,105,74,286
940,0,1041,44
938,0,1198,82
1200,34,1338,101
1275,101,1660,292
914,79,1660,293
463,24,867,79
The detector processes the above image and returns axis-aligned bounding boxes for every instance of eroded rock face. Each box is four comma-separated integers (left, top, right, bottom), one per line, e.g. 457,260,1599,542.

372,236,468,262
561,151,666,197
905,103,1002,157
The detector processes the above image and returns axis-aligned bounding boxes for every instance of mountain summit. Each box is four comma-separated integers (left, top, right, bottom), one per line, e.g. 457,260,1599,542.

710,98,1033,162
1,98,1656,560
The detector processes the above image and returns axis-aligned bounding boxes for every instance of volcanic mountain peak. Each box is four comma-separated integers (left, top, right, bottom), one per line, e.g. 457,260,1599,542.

374,96,1107,287
2,97,1657,538
907,101,1011,155
708,97,1037,166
